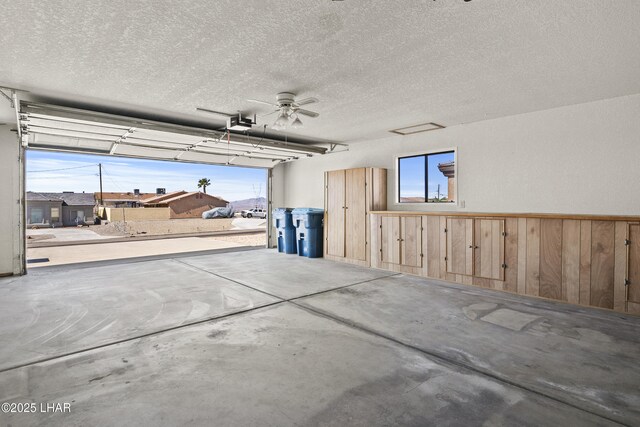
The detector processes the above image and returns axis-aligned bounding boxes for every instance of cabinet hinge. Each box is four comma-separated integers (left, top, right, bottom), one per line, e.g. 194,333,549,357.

444,228,448,233
502,263,507,269
420,254,424,258
380,225,382,229
421,227,424,231
502,232,507,237
380,249,382,253
625,279,630,286
444,256,448,261
624,239,631,246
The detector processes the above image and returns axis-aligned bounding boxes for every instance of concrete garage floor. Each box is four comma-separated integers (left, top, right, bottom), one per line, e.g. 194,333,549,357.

0,249,638,426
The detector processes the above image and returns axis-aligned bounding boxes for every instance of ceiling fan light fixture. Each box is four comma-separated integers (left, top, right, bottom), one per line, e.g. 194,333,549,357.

273,112,289,130
291,116,303,129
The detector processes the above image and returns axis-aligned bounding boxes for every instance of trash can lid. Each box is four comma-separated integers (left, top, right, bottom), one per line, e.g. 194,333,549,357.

273,207,294,213
291,208,324,215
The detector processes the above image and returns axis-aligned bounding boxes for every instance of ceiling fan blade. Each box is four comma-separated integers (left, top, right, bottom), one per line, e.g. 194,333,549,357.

296,109,319,118
247,99,278,107
196,107,234,117
259,109,280,118
295,97,319,106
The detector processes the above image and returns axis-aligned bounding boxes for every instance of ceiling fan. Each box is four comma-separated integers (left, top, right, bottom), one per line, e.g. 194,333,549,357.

247,92,319,130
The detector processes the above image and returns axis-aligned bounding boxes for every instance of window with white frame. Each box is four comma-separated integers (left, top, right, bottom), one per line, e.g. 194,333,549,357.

397,150,456,203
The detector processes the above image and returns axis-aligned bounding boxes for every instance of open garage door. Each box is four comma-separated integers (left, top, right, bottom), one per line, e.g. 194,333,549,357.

19,102,327,168
19,102,325,267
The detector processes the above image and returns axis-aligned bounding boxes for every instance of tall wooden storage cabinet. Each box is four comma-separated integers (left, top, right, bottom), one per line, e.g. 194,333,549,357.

324,167,387,266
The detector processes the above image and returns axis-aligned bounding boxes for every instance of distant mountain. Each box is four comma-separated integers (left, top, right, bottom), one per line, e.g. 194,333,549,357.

230,197,267,211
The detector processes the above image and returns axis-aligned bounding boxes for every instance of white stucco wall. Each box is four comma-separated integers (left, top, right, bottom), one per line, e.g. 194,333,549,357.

0,125,24,276
276,94,640,216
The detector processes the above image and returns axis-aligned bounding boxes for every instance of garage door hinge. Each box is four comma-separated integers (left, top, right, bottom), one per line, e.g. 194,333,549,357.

624,279,630,286
624,239,631,246
444,228,447,233
502,263,507,269
502,232,507,237
444,256,447,261
420,253,424,258
379,225,382,229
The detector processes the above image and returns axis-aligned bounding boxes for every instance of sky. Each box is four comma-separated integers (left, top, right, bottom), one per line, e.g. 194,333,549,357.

26,151,267,202
399,151,454,200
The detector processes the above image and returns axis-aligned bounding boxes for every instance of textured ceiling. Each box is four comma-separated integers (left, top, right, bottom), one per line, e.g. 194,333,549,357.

1,0,639,143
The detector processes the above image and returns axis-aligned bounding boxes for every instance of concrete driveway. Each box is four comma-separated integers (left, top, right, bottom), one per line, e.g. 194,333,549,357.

27,227,118,242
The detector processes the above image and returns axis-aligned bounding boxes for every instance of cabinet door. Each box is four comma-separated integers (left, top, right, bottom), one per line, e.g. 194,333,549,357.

446,218,474,275
345,168,367,261
381,216,401,264
628,224,640,304
401,216,422,267
474,219,505,280
326,170,345,257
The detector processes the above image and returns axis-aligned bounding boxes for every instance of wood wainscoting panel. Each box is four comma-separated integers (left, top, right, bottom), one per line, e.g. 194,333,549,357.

613,222,629,311
562,220,581,304
503,218,519,293
525,218,541,296
517,218,527,295
627,224,640,306
579,220,592,305
540,219,563,300
590,221,615,309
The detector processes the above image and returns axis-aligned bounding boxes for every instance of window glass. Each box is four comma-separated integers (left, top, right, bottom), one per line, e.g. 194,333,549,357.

398,155,426,203
398,150,455,203
30,208,43,224
51,207,60,222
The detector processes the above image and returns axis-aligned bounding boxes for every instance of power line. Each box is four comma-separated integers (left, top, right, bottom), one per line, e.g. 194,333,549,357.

100,164,125,192
27,164,98,173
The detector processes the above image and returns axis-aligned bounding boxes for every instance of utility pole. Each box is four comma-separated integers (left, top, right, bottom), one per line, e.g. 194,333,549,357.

99,163,103,205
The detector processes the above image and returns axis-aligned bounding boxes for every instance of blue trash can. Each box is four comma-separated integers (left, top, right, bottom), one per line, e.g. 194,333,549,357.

273,208,297,254
291,208,324,258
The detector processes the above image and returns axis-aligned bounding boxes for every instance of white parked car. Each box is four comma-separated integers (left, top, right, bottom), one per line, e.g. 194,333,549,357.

241,208,267,219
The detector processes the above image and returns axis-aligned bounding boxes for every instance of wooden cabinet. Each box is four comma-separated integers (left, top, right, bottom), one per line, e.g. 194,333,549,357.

446,217,504,280
380,216,422,267
626,223,640,314
446,218,474,276
370,212,640,315
326,170,346,257
345,168,367,260
324,167,386,266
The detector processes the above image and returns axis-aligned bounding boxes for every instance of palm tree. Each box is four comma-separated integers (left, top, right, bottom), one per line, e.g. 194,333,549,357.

197,178,211,194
